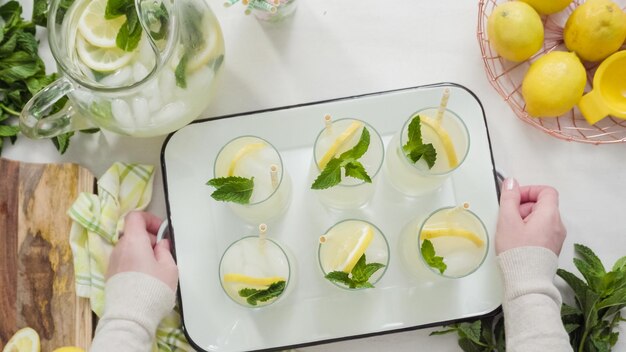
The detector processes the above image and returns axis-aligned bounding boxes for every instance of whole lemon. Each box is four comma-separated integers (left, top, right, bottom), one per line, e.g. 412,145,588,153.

519,0,574,15
52,347,85,352
487,1,544,62
564,0,626,62
522,51,586,118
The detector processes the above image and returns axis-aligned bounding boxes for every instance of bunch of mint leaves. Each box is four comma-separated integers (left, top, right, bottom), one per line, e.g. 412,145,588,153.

430,243,626,352
324,254,385,289
238,280,286,306
403,115,437,168
421,239,447,274
206,176,254,204
0,0,99,155
311,127,372,190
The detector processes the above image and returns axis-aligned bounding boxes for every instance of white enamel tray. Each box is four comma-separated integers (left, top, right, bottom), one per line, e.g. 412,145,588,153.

161,83,503,352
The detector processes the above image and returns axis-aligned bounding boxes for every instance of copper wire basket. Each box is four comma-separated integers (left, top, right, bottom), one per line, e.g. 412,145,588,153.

477,0,626,144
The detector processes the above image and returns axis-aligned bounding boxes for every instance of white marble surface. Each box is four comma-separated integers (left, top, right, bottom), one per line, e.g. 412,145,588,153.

4,0,625,351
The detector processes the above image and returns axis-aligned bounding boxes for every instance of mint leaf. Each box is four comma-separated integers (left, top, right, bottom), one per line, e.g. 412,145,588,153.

402,115,437,168
613,256,626,272
311,127,372,190
238,281,286,306
175,53,189,88
421,239,447,274
206,176,254,204
106,0,132,19
116,8,142,52
324,254,385,289
311,157,343,189
575,243,606,275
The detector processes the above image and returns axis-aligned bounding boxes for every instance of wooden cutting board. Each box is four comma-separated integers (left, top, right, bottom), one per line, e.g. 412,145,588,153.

0,159,94,351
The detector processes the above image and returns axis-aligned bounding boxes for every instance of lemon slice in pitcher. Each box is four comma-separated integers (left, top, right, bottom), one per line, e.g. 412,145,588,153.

76,34,135,72
2,327,40,352
78,0,127,48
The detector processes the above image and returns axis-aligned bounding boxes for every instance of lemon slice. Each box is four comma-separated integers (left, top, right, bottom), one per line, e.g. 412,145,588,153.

318,121,364,169
77,0,127,48
2,327,40,352
76,34,135,72
421,227,484,247
325,224,374,273
227,142,267,176
420,115,458,168
53,348,85,352
170,17,223,72
223,273,285,287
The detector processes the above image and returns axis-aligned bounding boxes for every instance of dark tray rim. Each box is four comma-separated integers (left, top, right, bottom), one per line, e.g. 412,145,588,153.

160,81,502,352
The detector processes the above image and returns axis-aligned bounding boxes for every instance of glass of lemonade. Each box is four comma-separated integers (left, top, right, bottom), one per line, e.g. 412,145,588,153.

318,219,389,290
219,231,291,307
403,205,489,279
312,117,384,209
21,0,224,138
384,107,470,196
212,136,291,223
249,0,298,22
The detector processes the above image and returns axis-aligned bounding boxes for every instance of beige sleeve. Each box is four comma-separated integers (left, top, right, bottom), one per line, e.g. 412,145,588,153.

497,247,573,352
90,272,176,352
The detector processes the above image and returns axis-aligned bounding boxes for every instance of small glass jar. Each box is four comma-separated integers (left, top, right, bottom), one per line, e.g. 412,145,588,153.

251,0,298,23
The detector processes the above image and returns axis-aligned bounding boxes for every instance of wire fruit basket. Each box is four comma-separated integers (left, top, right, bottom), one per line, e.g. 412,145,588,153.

477,0,626,144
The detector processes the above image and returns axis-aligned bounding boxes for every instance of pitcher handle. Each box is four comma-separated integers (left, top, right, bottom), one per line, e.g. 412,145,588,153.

19,77,92,138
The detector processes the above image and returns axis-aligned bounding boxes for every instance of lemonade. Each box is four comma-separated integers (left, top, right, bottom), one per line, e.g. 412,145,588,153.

212,136,291,223
402,206,488,278
318,219,389,289
384,107,469,196
57,0,224,136
312,118,384,209
219,235,291,307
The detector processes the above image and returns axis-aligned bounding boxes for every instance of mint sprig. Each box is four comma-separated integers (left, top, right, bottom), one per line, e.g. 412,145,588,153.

324,254,385,289
238,280,286,306
206,176,254,204
105,0,170,53
421,239,447,274
311,127,372,190
403,115,437,169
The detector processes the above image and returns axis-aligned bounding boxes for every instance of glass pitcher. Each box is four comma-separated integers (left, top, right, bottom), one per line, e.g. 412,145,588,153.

20,0,224,138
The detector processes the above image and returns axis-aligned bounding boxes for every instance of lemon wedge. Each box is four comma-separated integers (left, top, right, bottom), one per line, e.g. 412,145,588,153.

2,327,40,352
77,0,127,48
420,115,458,168
227,142,267,176
421,227,484,247
223,273,285,287
324,224,374,273
318,121,364,169
76,34,135,72
170,19,223,73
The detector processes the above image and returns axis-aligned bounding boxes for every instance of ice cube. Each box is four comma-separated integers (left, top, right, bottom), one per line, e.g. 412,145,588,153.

152,102,187,124
100,66,133,87
158,69,176,103
137,38,157,69
132,97,150,127
133,62,150,83
111,99,134,129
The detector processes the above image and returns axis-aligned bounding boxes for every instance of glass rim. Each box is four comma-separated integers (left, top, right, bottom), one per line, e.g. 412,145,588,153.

417,206,489,279
313,118,385,188
399,107,471,176
317,219,390,290
218,235,291,308
213,135,285,206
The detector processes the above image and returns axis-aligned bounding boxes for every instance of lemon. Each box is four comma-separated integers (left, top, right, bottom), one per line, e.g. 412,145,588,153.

170,19,224,73
322,224,374,273
487,1,544,62
519,0,573,15
564,0,626,62
75,34,135,72
52,348,85,352
227,142,267,176
421,227,484,247
78,0,126,48
223,273,285,287
318,121,364,169
2,327,40,352
522,51,586,117
420,115,458,168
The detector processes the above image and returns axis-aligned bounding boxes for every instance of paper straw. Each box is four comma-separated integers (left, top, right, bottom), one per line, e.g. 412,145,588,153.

436,88,450,124
270,164,279,189
324,114,332,131
247,0,277,13
223,0,240,7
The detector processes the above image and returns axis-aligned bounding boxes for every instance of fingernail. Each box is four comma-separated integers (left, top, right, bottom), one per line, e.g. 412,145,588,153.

505,177,516,191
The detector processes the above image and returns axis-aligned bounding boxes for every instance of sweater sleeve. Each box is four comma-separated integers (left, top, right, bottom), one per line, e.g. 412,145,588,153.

90,272,176,352
497,246,572,352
